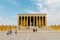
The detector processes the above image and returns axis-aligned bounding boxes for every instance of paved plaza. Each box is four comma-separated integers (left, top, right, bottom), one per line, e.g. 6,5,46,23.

0,28,60,40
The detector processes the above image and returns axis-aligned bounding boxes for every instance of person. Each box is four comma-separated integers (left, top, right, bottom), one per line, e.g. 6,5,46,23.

15,26,17,34
33,29,35,32
7,30,10,35
10,30,12,35
36,29,37,32
7,31,9,35
15,29,17,34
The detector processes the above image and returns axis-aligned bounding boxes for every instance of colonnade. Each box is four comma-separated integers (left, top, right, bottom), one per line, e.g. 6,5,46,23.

18,16,46,27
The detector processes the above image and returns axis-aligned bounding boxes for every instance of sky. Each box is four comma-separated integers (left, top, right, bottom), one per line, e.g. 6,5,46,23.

0,0,60,26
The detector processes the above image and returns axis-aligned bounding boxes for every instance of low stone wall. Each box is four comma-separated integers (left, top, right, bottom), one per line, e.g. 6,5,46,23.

0,25,16,30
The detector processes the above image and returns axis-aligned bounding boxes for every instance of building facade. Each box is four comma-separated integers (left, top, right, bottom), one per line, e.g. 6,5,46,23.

18,14,47,28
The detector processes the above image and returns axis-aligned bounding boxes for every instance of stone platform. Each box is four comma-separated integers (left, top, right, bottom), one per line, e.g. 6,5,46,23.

0,27,60,40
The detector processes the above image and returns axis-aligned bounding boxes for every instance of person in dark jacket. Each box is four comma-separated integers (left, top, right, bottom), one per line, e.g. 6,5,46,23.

33,29,35,32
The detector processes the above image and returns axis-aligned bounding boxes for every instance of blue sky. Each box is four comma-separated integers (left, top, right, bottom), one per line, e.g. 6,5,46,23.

0,0,60,26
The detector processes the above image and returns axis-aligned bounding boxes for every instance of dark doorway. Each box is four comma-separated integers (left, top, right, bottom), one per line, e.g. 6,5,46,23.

19,16,21,26
38,16,39,26
43,16,45,26
22,16,24,26
40,16,42,26
28,16,30,26
31,16,33,26
22,16,24,20
35,16,36,26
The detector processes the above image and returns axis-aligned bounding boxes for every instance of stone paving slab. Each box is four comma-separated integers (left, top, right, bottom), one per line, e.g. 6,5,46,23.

0,30,60,40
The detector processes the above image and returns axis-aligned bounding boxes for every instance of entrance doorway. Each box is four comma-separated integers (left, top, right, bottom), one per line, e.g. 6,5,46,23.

31,16,33,26
28,16,30,26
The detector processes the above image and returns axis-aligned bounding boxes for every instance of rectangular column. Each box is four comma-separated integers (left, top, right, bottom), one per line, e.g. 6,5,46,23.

38,17,39,26
30,16,31,26
18,17,19,26
19,17,21,26
22,16,24,27
35,16,36,26
25,16,26,26
27,16,28,26
18,16,21,28
40,16,42,27
39,16,40,26
21,16,22,26
42,16,43,26
43,16,45,26
40,16,41,26
33,16,35,26
25,16,28,27
32,16,34,26
25,16,27,26
36,16,38,26
45,17,47,26
24,16,25,26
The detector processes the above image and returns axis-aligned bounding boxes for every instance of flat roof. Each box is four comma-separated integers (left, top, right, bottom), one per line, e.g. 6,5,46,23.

18,13,46,16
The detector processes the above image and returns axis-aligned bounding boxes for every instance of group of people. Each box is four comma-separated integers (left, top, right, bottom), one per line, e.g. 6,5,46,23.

7,26,38,35
7,30,12,35
7,30,17,35
7,27,17,35
33,29,37,32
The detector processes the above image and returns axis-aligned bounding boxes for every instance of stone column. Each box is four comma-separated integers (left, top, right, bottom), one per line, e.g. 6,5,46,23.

24,16,25,27
30,16,31,26
36,16,38,26
21,16,22,26
18,16,21,29
42,16,43,26
27,16,28,26
25,17,26,26
45,16,47,26
33,16,35,26
18,17,19,26
43,16,45,26
39,16,40,26
19,17,21,26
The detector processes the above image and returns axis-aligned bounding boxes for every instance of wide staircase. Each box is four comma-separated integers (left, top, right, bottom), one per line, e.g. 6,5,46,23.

16,26,58,32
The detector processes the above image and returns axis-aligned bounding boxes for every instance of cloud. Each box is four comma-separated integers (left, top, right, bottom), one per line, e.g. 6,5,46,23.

24,10,39,13
0,17,3,21
0,17,17,26
31,0,60,13
45,0,60,4
7,0,18,6
47,11,60,25
12,15,17,18
30,0,60,26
